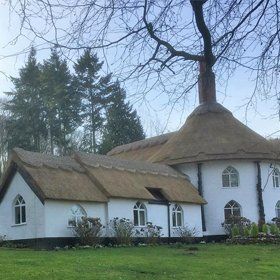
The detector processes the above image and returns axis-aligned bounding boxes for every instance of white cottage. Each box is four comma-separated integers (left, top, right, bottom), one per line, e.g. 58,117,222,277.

0,148,204,246
0,67,279,246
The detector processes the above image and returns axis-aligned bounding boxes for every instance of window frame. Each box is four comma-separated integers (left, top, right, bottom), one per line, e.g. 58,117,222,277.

13,195,26,226
273,168,280,188
172,204,184,228
68,204,87,227
224,200,242,223
222,166,239,188
133,202,147,227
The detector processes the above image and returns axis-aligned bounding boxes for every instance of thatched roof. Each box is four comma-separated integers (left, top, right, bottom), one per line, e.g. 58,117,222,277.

107,132,176,161
149,102,277,165
0,148,205,205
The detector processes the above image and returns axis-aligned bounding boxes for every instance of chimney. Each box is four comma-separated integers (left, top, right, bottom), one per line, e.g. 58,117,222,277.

198,61,216,104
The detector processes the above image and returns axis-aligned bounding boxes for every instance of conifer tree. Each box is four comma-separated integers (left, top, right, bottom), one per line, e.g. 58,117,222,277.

74,50,111,153
5,47,46,152
99,82,145,154
40,49,81,154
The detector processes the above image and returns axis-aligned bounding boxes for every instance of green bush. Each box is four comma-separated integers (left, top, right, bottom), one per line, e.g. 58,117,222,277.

243,227,250,237
270,224,280,236
261,224,269,234
250,223,259,238
231,225,240,237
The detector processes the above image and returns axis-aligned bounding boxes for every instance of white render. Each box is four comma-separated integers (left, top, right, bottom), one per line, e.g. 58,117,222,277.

0,171,203,240
176,160,280,236
0,172,45,240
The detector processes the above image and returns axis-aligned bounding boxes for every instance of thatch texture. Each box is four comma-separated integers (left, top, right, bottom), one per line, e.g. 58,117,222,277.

107,132,176,161
75,153,205,204
0,148,205,205
149,102,277,165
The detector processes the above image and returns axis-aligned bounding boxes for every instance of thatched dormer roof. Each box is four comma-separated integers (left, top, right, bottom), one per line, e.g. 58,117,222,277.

149,102,277,165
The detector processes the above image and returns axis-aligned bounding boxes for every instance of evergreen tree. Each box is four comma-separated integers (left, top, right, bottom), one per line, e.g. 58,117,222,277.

40,49,81,155
74,50,111,153
99,82,145,154
5,47,47,152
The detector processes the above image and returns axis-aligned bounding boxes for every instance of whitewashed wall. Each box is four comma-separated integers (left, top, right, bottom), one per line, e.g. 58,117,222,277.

261,162,280,222
0,172,45,240
44,200,107,238
177,160,262,236
108,199,202,237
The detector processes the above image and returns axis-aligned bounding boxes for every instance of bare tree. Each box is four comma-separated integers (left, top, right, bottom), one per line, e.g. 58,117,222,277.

7,0,280,107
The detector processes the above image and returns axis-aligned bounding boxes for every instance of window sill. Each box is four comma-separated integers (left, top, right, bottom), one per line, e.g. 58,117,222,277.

222,186,239,189
11,223,27,227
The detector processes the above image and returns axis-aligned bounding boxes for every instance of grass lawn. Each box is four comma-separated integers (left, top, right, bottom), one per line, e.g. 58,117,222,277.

0,244,280,279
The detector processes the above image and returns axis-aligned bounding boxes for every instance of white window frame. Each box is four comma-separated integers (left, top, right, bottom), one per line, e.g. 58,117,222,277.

133,202,147,227
276,201,280,218
222,166,239,188
68,205,87,227
172,204,184,228
273,168,280,188
13,195,26,225
224,200,242,222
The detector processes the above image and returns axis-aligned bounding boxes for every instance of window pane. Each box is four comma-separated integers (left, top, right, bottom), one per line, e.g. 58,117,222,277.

133,210,138,226
233,208,241,217
15,207,20,224
224,209,231,221
276,177,280,188
222,175,229,187
21,206,26,223
172,212,176,227
139,211,145,226
177,212,182,226
231,174,238,187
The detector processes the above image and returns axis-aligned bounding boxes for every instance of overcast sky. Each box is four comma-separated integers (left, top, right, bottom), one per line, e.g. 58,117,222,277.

0,3,279,139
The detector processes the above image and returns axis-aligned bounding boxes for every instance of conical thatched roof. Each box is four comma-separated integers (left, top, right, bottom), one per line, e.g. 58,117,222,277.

149,102,277,165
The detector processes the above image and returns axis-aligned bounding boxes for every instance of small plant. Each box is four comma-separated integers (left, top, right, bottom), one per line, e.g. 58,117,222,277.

231,225,240,237
271,217,280,228
270,224,279,236
261,224,269,234
250,223,259,238
175,225,196,244
109,217,134,245
243,227,250,237
71,217,102,246
222,216,251,236
135,222,162,245
0,235,6,247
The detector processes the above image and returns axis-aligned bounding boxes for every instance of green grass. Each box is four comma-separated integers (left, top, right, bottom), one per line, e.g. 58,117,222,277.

0,244,280,279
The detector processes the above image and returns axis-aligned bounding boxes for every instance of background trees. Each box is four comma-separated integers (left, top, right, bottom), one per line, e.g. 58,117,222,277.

1,48,144,164
100,82,145,154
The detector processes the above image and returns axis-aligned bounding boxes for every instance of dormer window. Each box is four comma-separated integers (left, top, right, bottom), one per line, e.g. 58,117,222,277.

222,166,239,188
273,168,280,188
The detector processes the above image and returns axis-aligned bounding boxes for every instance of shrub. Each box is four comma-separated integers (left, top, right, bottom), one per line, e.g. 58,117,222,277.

243,227,250,237
270,224,280,235
71,217,102,246
175,225,196,244
222,216,251,236
135,222,162,245
250,223,259,238
0,235,6,247
231,225,240,237
261,224,269,234
109,218,134,245
271,217,280,228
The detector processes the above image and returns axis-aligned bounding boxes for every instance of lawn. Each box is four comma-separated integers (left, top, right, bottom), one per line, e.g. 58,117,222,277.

0,244,279,279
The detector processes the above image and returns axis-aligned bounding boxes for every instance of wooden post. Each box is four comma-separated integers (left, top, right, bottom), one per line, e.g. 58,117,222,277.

256,161,265,225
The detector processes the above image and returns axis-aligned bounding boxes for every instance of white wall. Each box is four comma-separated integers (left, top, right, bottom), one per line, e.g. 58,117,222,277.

261,162,280,222
177,160,261,236
108,199,203,237
0,172,45,240
44,200,107,238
